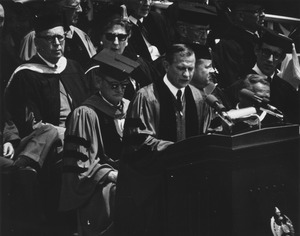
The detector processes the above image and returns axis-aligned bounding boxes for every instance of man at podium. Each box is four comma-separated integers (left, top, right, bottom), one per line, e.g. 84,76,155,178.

114,44,212,236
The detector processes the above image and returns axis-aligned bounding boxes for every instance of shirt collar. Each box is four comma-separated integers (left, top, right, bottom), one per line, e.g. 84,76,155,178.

129,15,143,25
65,25,75,38
163,75,185,99
253,63,275,78
98,91,122,108
37,53,67,72
37,52,58,68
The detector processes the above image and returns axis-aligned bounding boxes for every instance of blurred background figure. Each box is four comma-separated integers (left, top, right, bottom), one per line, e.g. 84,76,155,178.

211,0,265,90
0,1,31,90
191,43,232,110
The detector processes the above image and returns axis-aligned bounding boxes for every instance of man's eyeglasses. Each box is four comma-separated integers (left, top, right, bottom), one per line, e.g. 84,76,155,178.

105,33,128,42
103,77,129,90
36,34,66,44
260,48,283,61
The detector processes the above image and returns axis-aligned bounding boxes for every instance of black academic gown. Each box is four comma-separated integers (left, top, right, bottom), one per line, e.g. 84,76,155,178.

124,11,173,62
114,78,211,236
5,55,89,138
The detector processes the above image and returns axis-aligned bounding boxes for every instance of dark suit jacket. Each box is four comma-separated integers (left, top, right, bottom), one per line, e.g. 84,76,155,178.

124,11,173,62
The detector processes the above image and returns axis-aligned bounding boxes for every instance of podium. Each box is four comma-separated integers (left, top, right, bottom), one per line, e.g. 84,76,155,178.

163,124,300,236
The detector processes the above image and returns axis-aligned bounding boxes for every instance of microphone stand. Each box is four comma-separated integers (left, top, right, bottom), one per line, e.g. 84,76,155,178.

217,112,234,134
260,107,284,121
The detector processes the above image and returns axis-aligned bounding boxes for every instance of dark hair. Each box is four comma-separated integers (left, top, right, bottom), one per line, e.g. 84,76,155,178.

91,4,131,48
164,44,195,64
99,17,131,39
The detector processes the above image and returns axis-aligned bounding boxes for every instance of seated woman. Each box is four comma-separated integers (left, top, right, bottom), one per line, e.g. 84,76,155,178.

87,4,160,100
59,50,139,236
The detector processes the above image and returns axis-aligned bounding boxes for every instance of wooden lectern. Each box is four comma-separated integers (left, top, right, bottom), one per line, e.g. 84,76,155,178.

163,124,300,236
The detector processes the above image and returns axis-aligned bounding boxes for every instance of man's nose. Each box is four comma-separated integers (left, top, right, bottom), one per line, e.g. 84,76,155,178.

53,37,61,45
183,69,191,77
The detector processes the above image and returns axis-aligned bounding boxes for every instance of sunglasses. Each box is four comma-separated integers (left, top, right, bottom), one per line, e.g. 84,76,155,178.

260,48,283,61
103,77,129,90
105,33,128,42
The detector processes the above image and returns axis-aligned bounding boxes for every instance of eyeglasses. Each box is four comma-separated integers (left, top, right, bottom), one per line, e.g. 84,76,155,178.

105,33,128,42
36,34,66,44
260,48,283,61
103,77,129,90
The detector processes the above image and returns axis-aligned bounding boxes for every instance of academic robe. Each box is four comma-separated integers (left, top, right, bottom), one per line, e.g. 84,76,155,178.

114,79,211,236
124,11,173,62
60,94,130,236
4,55,89,138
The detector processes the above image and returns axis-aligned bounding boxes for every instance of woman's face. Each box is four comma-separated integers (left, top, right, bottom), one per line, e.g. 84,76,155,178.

101,24,128,54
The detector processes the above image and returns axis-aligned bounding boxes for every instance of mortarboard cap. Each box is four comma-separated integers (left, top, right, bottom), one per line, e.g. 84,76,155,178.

175,2,217,25
260,27,294,53
92,50,140,81
191,43,212,60
33,10,64,33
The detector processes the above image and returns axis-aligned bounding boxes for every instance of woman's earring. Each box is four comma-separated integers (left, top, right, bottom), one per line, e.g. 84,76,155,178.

100,41,103,45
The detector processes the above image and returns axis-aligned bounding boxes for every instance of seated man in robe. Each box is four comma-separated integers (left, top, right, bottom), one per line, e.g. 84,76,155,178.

5,10,89,168
59,50,139,236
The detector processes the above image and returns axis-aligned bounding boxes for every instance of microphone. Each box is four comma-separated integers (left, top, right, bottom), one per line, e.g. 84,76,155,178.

239,89,283,114
206,94,228,116
206,94,233,128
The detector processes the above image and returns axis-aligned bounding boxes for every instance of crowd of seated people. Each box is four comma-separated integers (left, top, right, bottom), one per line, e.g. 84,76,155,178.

0,0,299,236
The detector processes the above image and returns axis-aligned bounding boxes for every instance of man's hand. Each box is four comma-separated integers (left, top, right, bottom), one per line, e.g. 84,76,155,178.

108,170,118,183
3,142,15,159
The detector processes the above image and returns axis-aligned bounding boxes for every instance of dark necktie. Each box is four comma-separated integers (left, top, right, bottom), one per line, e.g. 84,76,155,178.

176,90,183,112
137,20,150,43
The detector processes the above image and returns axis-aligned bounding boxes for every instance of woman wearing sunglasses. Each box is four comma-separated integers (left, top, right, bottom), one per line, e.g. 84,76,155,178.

86,4,160,100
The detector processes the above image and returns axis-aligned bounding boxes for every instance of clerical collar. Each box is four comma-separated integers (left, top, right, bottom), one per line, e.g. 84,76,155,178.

253,63,275,79
163,75,185,99
129,15,143,25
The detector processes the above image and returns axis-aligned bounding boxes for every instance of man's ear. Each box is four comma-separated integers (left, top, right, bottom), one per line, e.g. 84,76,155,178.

162,59,169,72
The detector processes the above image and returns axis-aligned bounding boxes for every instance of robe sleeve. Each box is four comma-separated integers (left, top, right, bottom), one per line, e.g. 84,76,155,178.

124,86,174,155
60,106,115,211
5,71,43,137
